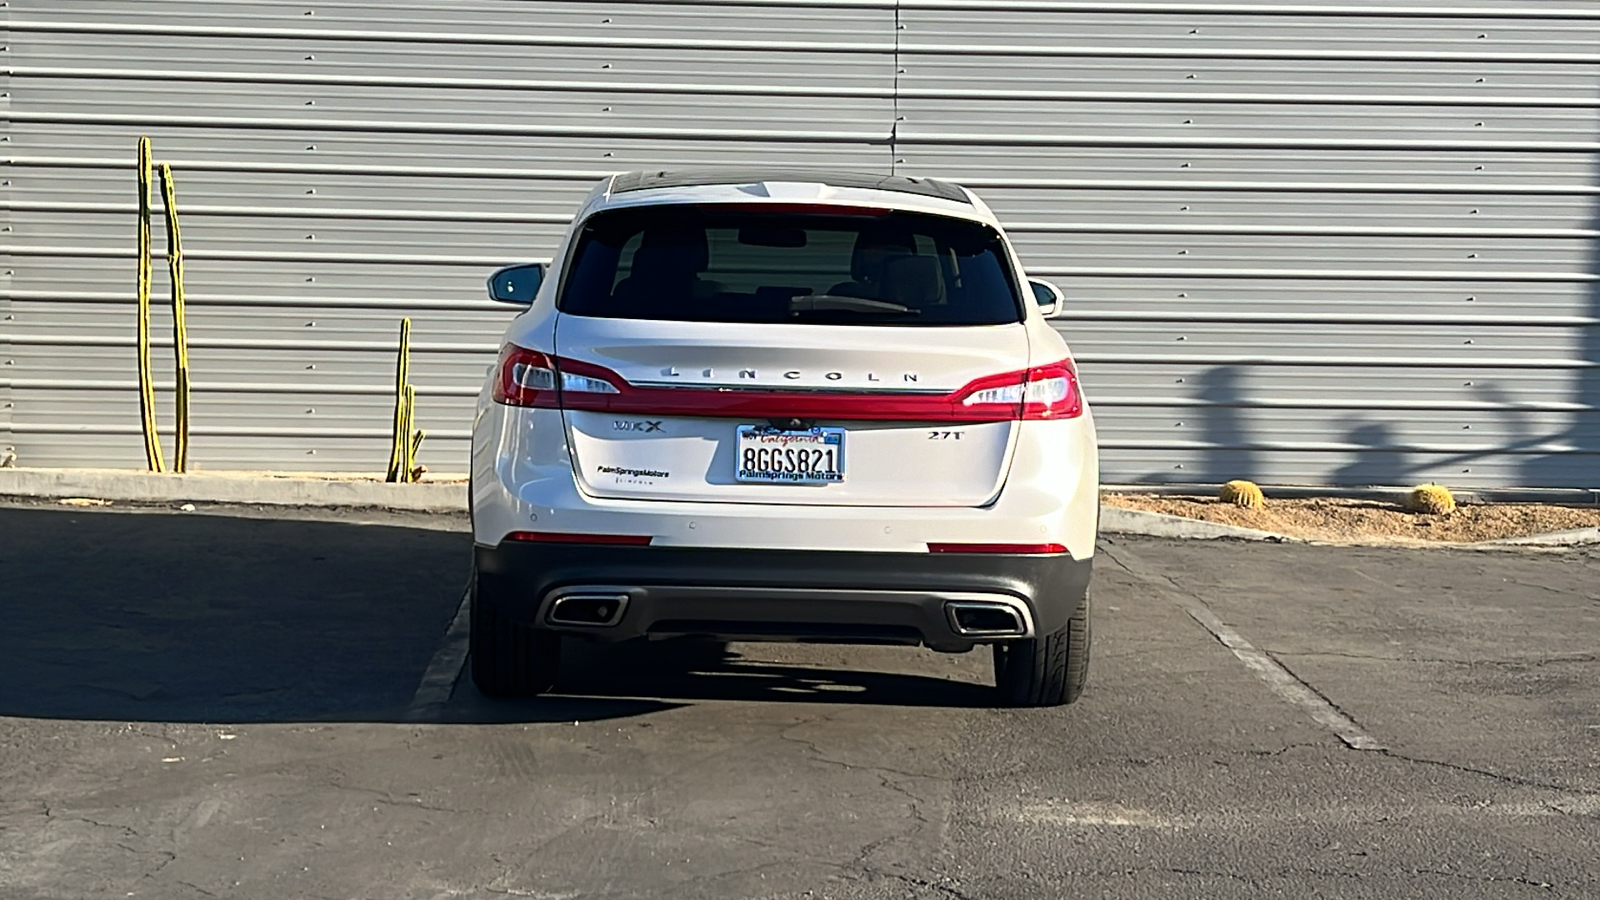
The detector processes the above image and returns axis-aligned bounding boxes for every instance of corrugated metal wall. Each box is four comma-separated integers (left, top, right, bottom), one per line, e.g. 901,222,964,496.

3,0,1598,488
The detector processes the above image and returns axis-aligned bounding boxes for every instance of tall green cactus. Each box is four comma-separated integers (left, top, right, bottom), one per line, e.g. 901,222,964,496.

387,319,424,482
158,163,192,473
135,137,166,472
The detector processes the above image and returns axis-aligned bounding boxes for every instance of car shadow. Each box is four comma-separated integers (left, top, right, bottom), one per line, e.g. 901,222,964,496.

0,505,990,725
446,637,995,723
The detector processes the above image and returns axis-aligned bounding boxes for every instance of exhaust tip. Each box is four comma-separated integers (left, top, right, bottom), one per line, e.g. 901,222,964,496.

547,593,629,627
946,601,1027,637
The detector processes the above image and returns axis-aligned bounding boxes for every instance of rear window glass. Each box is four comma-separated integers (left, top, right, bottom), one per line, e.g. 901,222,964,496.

558,205,1023,326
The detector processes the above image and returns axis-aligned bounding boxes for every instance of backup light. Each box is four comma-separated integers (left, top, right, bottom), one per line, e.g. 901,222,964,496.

494,345,622,408
561,371,621,395
956,360,1083,420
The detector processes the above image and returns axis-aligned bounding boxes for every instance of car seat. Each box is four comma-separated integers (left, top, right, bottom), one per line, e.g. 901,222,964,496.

828,227,918,299
879,255,947,313
610,228,718,316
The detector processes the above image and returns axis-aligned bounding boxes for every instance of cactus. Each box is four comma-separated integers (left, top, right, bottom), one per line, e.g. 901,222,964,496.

1219,479,1266,509
1406,483,1456,515
387,319,412,482
158,163,192,473
387,319,426,483
135,137,166,472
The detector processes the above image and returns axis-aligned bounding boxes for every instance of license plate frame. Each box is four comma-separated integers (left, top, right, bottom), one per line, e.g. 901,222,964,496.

735,425,846,484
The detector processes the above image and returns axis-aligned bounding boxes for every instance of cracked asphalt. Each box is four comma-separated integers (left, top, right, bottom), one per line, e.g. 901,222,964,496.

1,502,1598,899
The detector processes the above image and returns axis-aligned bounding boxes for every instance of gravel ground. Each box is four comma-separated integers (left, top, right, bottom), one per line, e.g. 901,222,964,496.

1104,493,1600,543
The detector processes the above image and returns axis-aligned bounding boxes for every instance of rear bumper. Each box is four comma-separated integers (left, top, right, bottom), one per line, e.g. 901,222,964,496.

474,542,1093,652
470,404,1101,558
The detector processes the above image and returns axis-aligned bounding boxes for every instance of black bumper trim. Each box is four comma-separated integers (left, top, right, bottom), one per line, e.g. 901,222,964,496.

473,543,1093,651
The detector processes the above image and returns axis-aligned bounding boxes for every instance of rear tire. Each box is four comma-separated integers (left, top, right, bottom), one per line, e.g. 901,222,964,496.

993,593,1090,708
469,568,561,697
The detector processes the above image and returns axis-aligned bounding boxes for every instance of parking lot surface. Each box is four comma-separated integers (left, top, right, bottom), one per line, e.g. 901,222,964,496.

1,502,1597,899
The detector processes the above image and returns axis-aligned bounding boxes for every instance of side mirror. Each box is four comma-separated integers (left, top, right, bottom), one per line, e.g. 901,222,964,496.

487,263,547,305
1029,278,1064,317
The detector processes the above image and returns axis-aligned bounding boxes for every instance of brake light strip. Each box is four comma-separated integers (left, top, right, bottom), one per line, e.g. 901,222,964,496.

494,345,1083,422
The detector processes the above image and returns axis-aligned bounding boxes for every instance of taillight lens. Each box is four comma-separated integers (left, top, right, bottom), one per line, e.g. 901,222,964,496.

493,345,1081,421
1022,361,1082,419
493,345,621,408
493,345,557,407
957,359,1082,420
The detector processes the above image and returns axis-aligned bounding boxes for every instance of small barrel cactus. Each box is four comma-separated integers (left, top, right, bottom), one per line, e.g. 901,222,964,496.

1219,479,1265,509
1406,483,1456,515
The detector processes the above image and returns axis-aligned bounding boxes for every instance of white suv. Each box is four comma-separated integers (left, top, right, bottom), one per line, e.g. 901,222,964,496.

470,170,1098,707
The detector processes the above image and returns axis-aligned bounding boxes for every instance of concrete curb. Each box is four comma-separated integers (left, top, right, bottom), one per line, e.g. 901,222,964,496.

1475,526,1600,548
1099,506,1289,542
0,468,466,514
2,469,1592,547
4,469,1289,540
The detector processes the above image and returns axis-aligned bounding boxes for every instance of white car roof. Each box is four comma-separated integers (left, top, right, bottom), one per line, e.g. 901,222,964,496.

579,169,999,224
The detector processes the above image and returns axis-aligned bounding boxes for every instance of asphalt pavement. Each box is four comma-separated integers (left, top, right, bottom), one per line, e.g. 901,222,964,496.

0,501,1597,899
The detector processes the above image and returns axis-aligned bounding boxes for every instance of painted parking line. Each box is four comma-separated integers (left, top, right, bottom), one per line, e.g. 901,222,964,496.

1102,543,1384,752
1178,601,1384,751
406,589,472,722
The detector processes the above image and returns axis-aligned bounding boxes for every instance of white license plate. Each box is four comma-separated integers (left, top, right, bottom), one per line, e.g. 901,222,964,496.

735,425,845,484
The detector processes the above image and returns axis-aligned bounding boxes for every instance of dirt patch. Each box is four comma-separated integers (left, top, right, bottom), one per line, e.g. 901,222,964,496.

1103,493,1600,544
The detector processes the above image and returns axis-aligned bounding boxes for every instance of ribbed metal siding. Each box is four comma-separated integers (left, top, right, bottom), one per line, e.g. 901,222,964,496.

2,0,895,471
896,1,1600,489
2,1,1598,489
1,5,11,464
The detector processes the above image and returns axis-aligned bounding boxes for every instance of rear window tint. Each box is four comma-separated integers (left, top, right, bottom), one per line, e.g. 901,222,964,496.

558,205,1023,326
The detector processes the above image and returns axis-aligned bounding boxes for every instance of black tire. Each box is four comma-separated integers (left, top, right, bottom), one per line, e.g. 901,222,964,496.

993,593,1091,708
469,568,561,697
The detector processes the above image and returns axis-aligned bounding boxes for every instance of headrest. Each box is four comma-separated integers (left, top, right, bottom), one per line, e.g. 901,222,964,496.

628,245,701,283
639,227,709,271
880,255,946,309
850,228,917,282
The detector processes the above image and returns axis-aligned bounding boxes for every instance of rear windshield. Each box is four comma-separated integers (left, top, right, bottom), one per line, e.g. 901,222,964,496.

557,205,1023,326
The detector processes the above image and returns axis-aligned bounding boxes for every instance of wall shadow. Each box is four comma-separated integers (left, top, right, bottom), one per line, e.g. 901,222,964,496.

1196,366,1258,482
1332,421,1411,487
1125,117,1599,490
0,506,484,724
0,506,988,725
1521,140,1600,488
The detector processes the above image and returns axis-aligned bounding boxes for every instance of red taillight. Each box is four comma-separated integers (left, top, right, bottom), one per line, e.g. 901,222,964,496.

954,359,1083,421
494,346,1082,422
1022,361,1084,420
928,542,1068,554
494,344,622,408
504,531,653,546
493,345,559,407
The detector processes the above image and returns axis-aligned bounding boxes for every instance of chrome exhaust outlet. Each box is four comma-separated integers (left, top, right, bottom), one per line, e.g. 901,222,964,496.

547,593,630,627
945,600,1029,637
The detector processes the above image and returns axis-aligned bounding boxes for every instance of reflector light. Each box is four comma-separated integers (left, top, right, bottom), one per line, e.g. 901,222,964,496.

504,531,653,546
927,542,1069,554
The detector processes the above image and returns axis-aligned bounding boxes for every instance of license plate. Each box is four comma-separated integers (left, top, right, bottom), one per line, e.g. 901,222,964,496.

735,425,845,484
